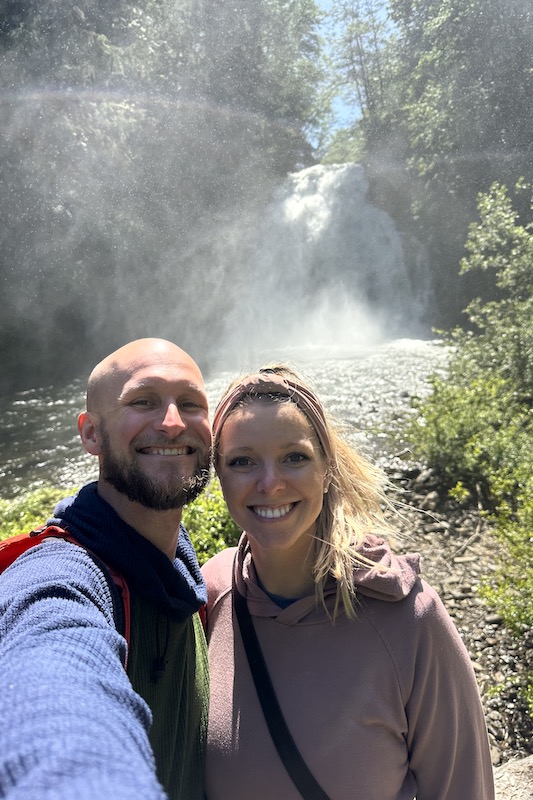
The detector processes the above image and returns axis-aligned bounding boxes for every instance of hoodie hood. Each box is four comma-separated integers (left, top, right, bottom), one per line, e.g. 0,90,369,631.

235,533,421,624
49,482,206,621
348,533,421,601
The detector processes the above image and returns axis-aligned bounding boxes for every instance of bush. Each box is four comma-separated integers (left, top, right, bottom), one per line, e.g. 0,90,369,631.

0,479,240,565
0,485,72,540
405,180,533,716
407,372,532,509
183,477,241,565
406,373,525,497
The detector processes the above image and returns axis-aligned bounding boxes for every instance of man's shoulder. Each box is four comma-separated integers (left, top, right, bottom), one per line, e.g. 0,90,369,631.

1,536,115,603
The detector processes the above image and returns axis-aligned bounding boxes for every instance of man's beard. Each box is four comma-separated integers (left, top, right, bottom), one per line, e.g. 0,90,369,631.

99,426,210,510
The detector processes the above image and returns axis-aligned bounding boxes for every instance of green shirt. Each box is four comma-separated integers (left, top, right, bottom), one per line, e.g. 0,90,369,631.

128,592,209,799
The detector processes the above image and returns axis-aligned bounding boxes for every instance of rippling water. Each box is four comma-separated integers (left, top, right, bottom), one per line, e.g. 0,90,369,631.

0,339,448,499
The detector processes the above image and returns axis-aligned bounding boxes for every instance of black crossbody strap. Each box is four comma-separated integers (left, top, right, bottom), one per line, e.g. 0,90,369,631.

233,577,332,800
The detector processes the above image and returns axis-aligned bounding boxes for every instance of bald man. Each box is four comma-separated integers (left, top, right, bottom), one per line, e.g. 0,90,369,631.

0,339,212,800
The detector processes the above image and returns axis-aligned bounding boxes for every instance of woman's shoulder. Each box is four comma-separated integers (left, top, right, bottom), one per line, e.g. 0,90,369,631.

201,547,239,624
201,547,237,604
358,574,465,661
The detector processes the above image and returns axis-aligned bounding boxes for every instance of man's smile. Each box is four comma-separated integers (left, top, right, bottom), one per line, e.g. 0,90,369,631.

138,445,195,456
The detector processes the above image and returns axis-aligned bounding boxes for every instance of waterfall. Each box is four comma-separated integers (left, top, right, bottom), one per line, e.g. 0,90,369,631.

217,163,432,367
0,132,433,391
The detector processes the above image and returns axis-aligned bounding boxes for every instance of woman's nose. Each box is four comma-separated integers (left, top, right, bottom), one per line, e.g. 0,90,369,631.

256,464,286,494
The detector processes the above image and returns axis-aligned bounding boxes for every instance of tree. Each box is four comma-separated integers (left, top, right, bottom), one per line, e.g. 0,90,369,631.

406,178,533,519
459,180,533,395
355,0,533,325
327,0,393,120
390,0,533,192
0,0,325,391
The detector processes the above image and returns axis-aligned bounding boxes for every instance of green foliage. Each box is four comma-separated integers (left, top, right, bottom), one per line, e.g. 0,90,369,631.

321,0,533,325
408,182,533,512
322,0,398,152
0,479,240,565
0,485,72,540
407,371,530,501
479,528,533,633
478,503,533,719
447,481,471,506
388,0,533,189
459,181,533,396
406,180,533,716
326,0,395,116
321,125,367,164
183,477,241,566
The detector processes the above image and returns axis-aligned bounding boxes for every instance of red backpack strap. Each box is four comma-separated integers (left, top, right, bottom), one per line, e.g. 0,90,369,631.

104,564,131,667
0,525,130,668
0,525,81,567
198,602,207,632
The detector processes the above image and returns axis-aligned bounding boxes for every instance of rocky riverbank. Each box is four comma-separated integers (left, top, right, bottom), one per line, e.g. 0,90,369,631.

384,465,533,780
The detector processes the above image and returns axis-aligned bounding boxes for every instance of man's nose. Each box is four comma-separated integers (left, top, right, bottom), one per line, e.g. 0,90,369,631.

158,403,186,434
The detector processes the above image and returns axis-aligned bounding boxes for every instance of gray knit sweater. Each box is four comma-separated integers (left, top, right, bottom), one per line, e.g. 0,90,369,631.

0,482,208,799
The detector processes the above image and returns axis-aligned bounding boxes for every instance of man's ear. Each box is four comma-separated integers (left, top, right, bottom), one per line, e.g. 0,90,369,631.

78,411,101,456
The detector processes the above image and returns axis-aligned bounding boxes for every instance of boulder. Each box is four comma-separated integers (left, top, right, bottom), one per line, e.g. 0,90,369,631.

494,755,533,799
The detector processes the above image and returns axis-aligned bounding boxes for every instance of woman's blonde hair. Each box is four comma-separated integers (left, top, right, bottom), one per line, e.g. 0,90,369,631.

212,363,395,618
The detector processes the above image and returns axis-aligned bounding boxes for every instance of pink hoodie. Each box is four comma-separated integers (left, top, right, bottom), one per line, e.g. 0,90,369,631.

203,535,495,800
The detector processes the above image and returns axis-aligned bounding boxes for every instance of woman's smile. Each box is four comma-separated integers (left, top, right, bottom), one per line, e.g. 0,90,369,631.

251,502,296,519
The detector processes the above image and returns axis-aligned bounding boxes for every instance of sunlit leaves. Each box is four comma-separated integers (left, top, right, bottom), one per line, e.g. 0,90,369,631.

406,180,533,701
457,182,533,395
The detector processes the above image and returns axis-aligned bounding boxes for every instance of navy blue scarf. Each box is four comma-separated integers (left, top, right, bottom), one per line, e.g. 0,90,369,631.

49,482,206,621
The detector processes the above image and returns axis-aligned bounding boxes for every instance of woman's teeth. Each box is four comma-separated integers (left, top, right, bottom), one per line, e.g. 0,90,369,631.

253,504,293,519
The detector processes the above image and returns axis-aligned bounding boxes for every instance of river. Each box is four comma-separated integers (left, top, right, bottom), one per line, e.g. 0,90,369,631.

0,338,448,499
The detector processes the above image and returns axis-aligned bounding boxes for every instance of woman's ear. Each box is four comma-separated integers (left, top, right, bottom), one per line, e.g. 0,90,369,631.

78,411,101,456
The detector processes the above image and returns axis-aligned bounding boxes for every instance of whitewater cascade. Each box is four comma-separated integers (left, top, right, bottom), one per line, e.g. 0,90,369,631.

218,162,432,366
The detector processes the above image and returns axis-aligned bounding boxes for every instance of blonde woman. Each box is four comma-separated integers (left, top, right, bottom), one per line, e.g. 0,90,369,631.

202,365,494,800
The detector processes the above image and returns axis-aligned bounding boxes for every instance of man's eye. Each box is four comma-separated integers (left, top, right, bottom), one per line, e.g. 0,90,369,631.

181,400,201,410
131,398,153,407
180,396,208,412
227,456,253,468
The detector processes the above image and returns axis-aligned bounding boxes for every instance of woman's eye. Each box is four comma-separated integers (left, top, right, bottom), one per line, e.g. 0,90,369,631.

286,452,308,464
